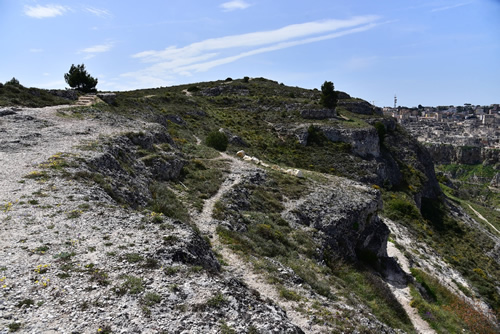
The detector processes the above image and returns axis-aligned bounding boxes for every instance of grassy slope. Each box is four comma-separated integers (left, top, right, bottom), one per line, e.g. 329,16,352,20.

0,82,71,107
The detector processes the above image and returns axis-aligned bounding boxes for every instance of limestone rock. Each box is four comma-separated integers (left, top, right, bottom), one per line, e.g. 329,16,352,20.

321,126,380,158
300,108,336,119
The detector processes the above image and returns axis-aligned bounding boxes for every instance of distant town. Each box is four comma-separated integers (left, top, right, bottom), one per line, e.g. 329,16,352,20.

383,103,500,149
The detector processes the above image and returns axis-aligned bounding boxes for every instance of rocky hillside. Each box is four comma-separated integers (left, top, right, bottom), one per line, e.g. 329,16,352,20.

0,78,498,333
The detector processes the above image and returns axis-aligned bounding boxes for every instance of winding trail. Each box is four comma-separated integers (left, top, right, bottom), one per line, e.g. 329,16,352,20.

386,242,437,334
467,204,500,235
192,153,321,333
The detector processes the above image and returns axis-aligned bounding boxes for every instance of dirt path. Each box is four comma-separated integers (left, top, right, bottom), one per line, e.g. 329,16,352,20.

467,204,500,235
193,153,321,333
0,105,144,204
386,242,437,334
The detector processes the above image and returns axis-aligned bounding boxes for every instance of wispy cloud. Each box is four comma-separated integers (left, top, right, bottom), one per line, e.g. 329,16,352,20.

24,4,69,19
124,16,380,88
80,43,114,54
85,7,112,17
220,0,251,12
431,2,472,12
79,42,113,60
29,48,43,53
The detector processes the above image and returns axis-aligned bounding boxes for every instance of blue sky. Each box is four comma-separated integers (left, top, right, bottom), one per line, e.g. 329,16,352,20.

1,0,499,107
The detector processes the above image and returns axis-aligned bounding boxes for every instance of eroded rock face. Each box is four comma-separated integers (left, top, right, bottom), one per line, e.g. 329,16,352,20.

283,181,387,261
320,126,381,158
426,143,499,167
84,130,185,207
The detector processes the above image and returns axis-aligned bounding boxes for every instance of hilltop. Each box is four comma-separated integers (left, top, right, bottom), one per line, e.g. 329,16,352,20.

0,78,498,333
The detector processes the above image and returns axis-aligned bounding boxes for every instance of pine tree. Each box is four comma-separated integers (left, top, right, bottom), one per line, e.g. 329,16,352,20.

320,81,338,109
64,64,98,93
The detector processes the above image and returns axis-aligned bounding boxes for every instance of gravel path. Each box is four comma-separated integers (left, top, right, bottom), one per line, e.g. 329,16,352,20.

0,105,142,204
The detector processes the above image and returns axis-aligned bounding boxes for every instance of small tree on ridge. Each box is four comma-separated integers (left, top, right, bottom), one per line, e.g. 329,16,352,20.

64,64,98,93
320,81,338,110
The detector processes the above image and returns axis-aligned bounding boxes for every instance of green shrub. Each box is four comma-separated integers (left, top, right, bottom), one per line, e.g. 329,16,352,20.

307,125,327,146
384,196,420,222
205,131,228,151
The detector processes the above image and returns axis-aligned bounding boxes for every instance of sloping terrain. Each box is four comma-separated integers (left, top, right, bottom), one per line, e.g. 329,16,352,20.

0,78,499,333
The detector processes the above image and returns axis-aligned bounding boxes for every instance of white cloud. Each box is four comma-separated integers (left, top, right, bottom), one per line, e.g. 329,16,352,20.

133,16,379,63
85,7,111,17
29,48,43,53
125,16,380,87
220,0,251,12
80,43,114,53
431,2,472,12
24,4,69,19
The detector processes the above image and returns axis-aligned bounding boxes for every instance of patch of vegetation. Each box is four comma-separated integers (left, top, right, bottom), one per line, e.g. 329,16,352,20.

383,193,421,223
279,287,301,301
123,253,144,263
16,299,35,308
141,292,162,306
149,182,190,222
115,275,144,295
177,158,226,211
205,130,228,151
206,292,228,308
409,268,499,334
8,322,21,332
334,265,413,332
383,190,500,316
0,78,70,107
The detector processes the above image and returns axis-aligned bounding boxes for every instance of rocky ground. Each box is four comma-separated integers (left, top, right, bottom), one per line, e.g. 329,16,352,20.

1,100,498,334
0,106,303,333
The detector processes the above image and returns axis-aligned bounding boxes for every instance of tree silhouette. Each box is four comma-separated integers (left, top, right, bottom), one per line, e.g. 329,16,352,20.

64,64,98,93
320,81,338,109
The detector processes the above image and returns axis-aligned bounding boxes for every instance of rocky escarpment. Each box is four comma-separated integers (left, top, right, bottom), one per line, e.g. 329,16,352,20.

283,182,386,260
78,130,185,208
282,181,407,285
425,143,500,167
288,117,441,208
